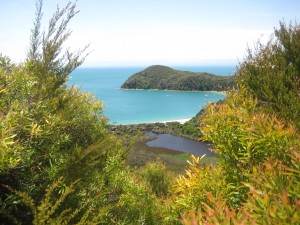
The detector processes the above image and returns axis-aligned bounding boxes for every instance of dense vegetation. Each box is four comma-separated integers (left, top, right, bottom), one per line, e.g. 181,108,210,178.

236,21,300,130
108,108,206,141
121,65,234,91
0,2,162,224
1,1,299,224
168,21,300,224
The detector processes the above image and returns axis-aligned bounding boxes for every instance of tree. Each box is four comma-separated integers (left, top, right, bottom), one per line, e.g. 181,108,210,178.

164,21,300,224
27,0,89,101
0,1,161,224
236,21,300,129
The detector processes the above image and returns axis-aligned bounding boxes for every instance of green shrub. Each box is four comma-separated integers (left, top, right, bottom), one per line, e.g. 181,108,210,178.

200,88,299,206
167,21,300,225
179,153,300,225
236,21,300,130
242,151,300,224
0,1,162,224
163,155,226,224
139,160,173,197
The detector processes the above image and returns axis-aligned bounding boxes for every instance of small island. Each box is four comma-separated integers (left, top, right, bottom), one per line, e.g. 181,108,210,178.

121,65,234,91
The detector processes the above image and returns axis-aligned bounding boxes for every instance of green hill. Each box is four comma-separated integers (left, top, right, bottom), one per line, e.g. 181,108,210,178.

121,65,234,91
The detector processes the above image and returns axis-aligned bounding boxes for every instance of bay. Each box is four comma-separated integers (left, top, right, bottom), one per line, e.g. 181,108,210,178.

69,66,235,124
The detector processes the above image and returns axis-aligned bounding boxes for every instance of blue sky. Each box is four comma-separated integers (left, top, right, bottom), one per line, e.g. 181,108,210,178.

0,0,299,67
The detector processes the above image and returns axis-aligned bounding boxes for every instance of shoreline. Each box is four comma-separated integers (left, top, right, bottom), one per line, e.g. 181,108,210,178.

109,118,192,126
119,88,227,95
160,118,191,124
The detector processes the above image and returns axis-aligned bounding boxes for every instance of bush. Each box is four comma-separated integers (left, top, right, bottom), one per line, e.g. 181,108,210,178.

139,160,173,197
166,20,300,225
200,88,299,206
236,21,300,130
0,1,162,224
163,155,226,224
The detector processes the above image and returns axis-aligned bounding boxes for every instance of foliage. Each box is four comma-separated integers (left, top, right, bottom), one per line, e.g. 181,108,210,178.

102,160,160,225
5,178,98,225
164,21,300,222
2,2,300,224
27,0,89,101
179,151,300,225
163,155,226,224
236,21,300,130
200,88,299,206
180,109,207,139
166,89,299,224
121,65,234,91
138,160,172,197
242,151,300,224
0,1,162,224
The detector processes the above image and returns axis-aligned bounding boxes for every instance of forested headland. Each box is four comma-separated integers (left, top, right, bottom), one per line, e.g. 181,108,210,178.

121,65,234,91
0,1,299,224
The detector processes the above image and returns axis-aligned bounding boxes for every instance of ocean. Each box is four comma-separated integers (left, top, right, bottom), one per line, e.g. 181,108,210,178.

69,66,235,124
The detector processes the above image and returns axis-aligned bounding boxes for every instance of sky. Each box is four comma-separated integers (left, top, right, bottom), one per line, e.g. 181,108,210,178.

0,0,300,67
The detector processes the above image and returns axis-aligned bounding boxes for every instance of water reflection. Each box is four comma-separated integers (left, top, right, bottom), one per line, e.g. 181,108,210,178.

145,132,214,156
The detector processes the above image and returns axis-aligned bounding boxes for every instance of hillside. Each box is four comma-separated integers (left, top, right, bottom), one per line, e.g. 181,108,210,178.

121,65,234,91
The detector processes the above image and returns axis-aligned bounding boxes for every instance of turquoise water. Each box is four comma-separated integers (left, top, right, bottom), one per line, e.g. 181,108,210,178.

69,66,235,124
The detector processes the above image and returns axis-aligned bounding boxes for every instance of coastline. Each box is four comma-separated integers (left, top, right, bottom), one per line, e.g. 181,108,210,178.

118,88,226,92
111,118,192,126
160,118,191,124
120,88,227,95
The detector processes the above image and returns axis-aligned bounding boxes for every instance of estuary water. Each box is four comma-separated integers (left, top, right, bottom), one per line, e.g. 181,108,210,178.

69,66,235,124
145,132,213,156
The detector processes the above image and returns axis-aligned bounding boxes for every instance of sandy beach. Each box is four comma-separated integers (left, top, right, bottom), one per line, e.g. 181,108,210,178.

161,118,191,124
120,118,192,125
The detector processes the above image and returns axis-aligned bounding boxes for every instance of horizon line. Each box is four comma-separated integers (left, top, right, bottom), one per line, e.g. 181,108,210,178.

79,64,237,69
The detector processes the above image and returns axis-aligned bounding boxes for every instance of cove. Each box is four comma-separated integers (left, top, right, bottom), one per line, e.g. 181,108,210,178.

69,67,233,124
145,132,214,156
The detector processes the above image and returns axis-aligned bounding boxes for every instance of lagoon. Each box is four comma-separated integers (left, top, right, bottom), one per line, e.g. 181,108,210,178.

145,132,214,156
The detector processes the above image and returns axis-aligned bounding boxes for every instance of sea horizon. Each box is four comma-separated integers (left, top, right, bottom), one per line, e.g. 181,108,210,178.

78,64,236,76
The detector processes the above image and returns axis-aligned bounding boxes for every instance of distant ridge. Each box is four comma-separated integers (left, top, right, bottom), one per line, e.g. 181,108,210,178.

121,65,234,91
